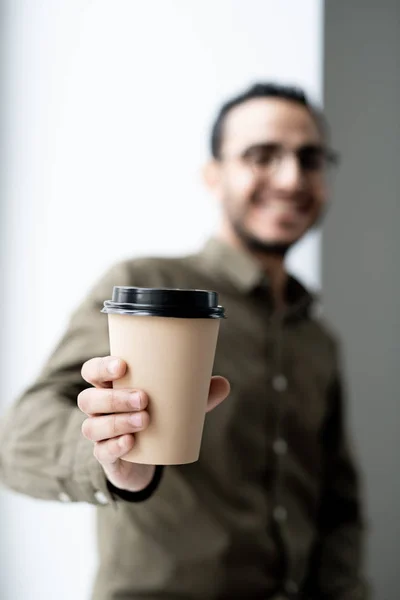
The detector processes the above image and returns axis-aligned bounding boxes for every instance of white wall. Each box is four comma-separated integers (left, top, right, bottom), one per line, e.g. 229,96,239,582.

0,1,323,598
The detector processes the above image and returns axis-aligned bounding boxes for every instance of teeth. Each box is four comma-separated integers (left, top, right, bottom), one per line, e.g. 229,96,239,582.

258,202,300,212
270,202,293,210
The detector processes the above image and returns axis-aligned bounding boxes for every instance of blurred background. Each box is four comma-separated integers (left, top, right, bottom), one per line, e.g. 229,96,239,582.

0,0,398,598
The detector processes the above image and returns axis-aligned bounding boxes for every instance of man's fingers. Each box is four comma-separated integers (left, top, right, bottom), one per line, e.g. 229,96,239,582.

78,387,148,416
93,434,135,465
81,411,150,442
206,376,230,413
81,356,127,388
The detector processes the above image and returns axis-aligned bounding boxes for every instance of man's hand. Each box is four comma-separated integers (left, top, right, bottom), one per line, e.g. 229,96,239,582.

78,356,230,493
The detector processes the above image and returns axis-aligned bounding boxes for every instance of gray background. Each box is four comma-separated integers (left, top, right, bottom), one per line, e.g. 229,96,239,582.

323,1,400,598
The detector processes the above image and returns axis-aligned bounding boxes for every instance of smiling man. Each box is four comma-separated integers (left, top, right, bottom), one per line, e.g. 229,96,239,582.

0,83,368,600
204,85,335,308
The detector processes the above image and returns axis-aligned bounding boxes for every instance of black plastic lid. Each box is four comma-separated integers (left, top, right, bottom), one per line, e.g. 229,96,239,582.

101,286,225,318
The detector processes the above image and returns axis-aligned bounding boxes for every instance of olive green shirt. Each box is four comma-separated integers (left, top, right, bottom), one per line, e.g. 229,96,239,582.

0,238,367,599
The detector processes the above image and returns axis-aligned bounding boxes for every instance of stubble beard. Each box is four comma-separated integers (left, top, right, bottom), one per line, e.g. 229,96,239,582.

228,200,292,257
225,192,325,258
232,219,291,257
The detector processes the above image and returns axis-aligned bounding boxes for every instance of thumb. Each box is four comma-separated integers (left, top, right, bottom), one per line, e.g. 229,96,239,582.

206,376,230,413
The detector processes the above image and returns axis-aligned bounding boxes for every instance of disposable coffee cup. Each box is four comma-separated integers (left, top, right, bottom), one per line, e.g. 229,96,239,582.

101,287,225,465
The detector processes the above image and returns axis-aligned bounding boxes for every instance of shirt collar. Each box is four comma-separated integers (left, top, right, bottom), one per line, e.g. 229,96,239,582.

199,237,267,293
198,236,316,317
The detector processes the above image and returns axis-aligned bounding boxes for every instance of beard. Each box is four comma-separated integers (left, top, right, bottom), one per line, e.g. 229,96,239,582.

231,218,291,257
223,187,327,258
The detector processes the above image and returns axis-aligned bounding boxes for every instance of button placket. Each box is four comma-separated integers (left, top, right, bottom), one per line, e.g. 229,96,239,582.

270,316,290,538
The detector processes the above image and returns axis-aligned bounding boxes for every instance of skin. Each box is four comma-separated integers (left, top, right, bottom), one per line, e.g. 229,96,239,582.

79,97,328,492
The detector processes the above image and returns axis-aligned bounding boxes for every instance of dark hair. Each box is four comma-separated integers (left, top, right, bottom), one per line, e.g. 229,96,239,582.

210,82,328,159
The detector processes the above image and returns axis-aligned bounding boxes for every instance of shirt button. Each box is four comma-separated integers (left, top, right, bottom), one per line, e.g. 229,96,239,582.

94,490,109,505
273,438,288,455
58,492,71,503
272,374,288,392
284,579,299,594
310,301,323,319
273,505,287,523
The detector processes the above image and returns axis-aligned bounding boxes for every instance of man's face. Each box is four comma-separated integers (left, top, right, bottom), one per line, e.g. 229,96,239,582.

211,98,328,252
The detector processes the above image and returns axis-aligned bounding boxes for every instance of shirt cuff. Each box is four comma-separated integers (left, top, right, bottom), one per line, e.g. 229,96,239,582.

106,465,164,502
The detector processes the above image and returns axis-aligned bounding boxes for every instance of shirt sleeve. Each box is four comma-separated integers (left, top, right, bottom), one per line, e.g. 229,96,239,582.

0,260,161,507
302,362,370,599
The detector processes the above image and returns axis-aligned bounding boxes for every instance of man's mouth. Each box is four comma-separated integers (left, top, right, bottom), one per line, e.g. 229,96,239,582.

252,197,312,215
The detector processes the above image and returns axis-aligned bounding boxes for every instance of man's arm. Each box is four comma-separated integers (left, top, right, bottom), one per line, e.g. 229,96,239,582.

0,261,157,506
0,259,229,506
303,370,369,600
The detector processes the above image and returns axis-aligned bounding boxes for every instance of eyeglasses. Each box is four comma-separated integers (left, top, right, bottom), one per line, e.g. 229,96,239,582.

222,143,339,176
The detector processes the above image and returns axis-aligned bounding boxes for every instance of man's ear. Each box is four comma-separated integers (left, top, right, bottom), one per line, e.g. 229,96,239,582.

202,159,223,200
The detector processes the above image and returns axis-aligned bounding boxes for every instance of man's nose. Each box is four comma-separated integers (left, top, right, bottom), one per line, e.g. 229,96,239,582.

271,154,304,191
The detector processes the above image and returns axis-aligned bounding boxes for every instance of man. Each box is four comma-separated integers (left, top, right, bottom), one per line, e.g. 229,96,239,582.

0,83,368,599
